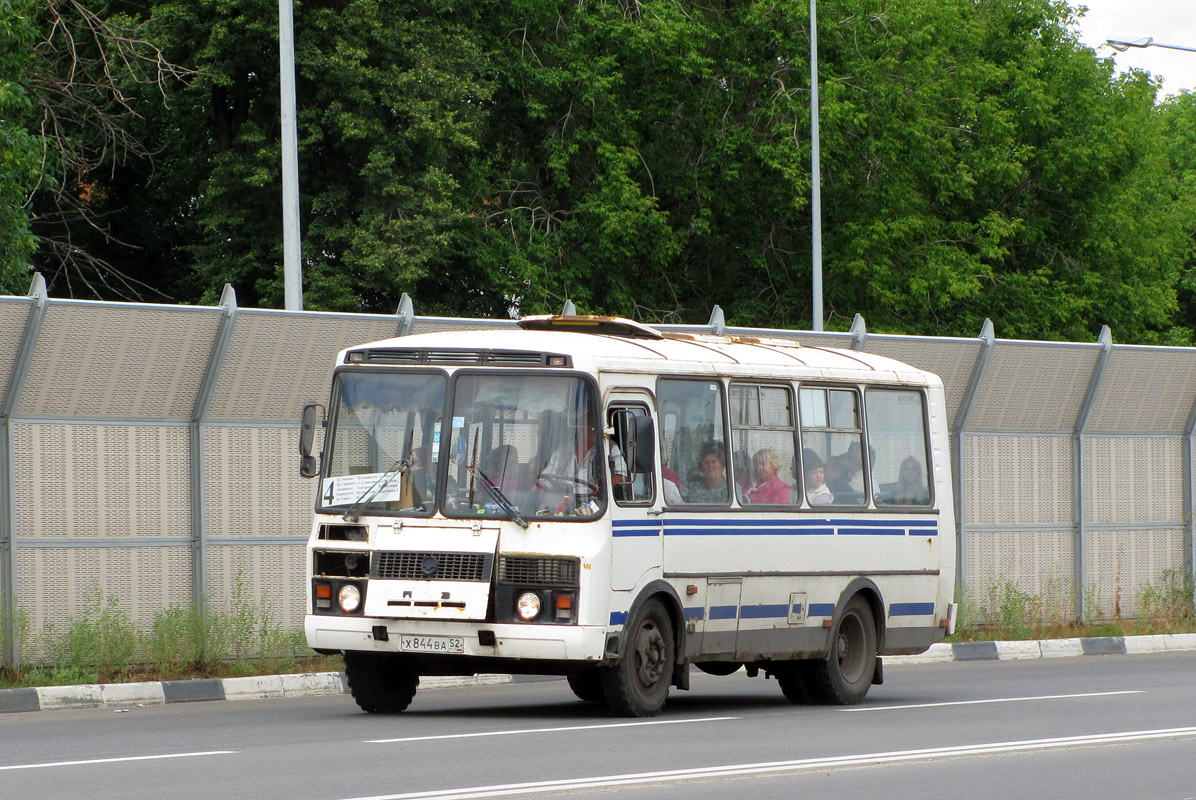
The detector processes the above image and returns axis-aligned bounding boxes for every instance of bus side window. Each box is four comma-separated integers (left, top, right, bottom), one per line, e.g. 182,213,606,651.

657,379,729,506
610,405,655,505
799,386,867,507
866,388,933,507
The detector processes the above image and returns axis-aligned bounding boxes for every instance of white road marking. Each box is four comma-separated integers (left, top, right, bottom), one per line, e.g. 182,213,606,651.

841,689,1144,711
0,750,239,772
341,726,1196,800
366,715,737,744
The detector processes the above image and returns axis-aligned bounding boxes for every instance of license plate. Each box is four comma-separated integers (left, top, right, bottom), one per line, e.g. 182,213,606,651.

399,634,465,654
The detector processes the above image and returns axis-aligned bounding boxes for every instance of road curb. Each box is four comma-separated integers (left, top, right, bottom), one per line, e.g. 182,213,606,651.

886,632,1196,665
3,633,1195,713
0,671,518,714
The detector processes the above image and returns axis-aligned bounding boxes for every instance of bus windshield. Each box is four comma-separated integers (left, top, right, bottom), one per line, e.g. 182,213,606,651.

320,371,447,517
443,373,603,521
319,370,603,520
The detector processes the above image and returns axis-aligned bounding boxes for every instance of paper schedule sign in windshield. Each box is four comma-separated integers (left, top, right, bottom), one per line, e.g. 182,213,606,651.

322,472,403,506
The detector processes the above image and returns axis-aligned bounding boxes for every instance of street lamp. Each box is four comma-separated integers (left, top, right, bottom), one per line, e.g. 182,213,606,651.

810,0,823,332
1106,34,1196,54
280,0,303,310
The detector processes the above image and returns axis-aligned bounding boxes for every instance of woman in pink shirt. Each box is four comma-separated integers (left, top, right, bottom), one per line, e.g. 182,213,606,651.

744,448,791,504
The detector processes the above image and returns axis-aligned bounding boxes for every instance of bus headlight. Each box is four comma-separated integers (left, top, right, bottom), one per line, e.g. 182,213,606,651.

516,592,542,621
338,583,362,613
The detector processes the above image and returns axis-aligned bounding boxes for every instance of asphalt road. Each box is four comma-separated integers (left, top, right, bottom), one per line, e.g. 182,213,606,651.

2,652,1194,800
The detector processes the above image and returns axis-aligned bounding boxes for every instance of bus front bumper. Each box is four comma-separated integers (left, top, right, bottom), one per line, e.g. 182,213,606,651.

306,615,610,663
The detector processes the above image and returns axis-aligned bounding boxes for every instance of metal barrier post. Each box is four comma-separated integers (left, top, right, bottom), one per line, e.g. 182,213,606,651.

1073,326,1112,623
1185,381,1196,611
0,275,48,667
952,318,995,600
190,285,238,616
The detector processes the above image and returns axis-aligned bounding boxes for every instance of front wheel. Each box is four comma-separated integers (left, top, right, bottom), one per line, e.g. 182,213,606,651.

803,596,877,705
344,651,420,713
601,598,675,717
566,669,606,703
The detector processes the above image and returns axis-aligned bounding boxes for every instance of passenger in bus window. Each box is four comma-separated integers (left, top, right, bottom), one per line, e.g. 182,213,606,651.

804,452,833,506
732,450,752,496
409,446,435,500
683,442,729,504
485,444,529,491
661,459,683,505
878,456,929,505
824,454,854,497
844,441,865,493
744,448,790,504
534,423,601,498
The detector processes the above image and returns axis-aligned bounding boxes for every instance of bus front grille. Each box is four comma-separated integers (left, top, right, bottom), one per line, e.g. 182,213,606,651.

372,551,493,582
497,555,580,588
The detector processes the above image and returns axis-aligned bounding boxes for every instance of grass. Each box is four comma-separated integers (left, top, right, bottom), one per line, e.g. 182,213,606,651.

949,569,1196,642
0,573,344,690
3,569,1193,689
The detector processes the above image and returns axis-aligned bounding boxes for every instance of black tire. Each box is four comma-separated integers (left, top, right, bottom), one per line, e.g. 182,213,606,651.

566,669,607,703
803,595,878,705
344,651,420,713
601,598,675,717
695,661,742,677
773,662,811,704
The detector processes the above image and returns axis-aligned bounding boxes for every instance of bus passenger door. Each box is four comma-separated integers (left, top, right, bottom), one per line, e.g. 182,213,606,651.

607,399,663,591
701,577,742,657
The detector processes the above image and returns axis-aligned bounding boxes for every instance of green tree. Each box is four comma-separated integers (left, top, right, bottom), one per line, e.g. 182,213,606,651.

815,0,1185,341
0,0,40,291
464,0,1185,340
121,0,495,311
1,1,193,299
12,0,1190,346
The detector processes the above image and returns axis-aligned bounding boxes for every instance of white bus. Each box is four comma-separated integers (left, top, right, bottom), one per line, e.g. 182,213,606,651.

299,315,956,717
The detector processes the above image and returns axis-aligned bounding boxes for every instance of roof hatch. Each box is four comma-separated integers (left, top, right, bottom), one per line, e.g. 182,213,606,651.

516,314,664,340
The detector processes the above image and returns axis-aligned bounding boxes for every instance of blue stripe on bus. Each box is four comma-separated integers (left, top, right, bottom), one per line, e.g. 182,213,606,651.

890,602,936,616
739,604,791,619
709,605,739,620
658,518,934,537
839,527,908,536
664,518,832,527
665,526,836,537
612,602,932,626
612,520,661,537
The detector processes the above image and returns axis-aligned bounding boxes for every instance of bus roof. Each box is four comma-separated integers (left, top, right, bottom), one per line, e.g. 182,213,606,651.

338,317,939,387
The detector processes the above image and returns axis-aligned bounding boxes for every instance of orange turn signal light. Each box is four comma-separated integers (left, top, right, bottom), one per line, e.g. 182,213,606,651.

315,584,332,599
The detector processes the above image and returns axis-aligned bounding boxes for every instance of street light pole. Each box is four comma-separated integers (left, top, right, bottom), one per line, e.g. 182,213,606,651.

810,0,823,332
280,0,303,311
1106,35,1196,54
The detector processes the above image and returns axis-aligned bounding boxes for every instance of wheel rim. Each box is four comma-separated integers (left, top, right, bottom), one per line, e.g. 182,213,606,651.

633,620,667,690
836,611,867,684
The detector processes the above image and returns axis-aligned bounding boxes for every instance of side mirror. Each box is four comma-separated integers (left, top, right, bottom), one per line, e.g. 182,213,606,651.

612,410,655,474
299,402,323,478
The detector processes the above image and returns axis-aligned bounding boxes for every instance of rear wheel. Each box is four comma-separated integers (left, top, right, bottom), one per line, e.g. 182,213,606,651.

803,596,877,705
601,598,674,717
773,663,811,704
566,669,606,703
344,651,420,713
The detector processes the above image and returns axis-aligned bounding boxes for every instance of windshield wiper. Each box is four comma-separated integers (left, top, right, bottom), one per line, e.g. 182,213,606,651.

467,464,529,529
342,460,406,523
